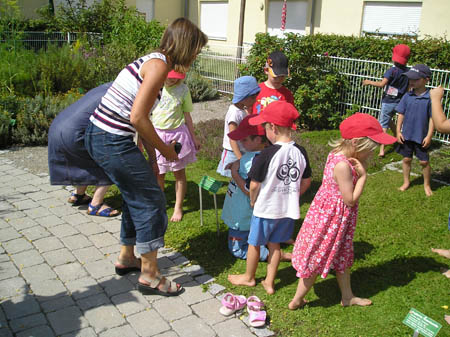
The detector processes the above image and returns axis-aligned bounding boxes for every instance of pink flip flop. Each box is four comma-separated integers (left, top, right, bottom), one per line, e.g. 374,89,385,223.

219,293,247,316
247,295,266,328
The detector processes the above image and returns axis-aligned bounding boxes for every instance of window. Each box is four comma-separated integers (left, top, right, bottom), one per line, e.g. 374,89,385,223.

362,2,422,36
268,0,308,37
200,1,228,40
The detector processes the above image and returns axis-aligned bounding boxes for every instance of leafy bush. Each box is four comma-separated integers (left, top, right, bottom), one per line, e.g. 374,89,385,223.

0,109,12,148
185,72,218,102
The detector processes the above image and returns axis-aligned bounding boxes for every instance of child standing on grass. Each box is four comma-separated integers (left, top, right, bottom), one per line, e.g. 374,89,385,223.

252,51,294,115
362,44,410,157
222,114,292,262
289,113,396,310
217,76,261,178
396,64,434,197
228,101,312,295
152,70,200,222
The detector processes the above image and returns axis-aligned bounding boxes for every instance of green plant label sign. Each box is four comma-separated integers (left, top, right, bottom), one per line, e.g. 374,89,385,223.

403,308,442,337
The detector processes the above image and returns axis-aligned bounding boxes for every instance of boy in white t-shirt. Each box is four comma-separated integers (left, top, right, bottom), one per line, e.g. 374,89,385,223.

228,101,312,295
217,76,260,178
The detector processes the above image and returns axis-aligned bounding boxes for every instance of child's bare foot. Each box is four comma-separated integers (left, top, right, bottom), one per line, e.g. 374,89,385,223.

431,248,450,259
424,186,433,196
261,280,275,295
341,297,372,307
228,274,256,287
280,251,292,261
398,183,409,191
170,207,183,222
378,151,385,158
288,298,309,310
440,267,450,278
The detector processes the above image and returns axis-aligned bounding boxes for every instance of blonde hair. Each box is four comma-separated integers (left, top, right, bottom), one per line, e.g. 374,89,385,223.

160,18,208,73
329,137,378,155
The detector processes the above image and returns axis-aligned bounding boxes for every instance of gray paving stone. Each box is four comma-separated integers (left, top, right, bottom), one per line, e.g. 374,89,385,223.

171,315,215,337
99,275,135,297
208,283,226,296
37,197,65,208
23,207,50,219
62,213,90,226
169,274,194,285
75,222,105,236
195,274,215,285
98,325,138,337
47,189,73,201
20,225,50,241
84,304,125,333
11,250,44,268
30,279,67,302
213,318,257,337
40,295,75,313
73,246,104,263
16,324,55,337
160,266,186,279
33,236,64,253
99,245,120,255
0,202,13,213
21,263,57,284
89,232,117,248
48,224,79,238
179,281,213,305
15,173,38,182
47,306,89,335
9,313,47,333
153,296,192,322
0,228,21,242
1,211,26,220
248,325,275,337
99,219,121,233
2,237,33,254
34,214,65,228
172,256,189,266
36,184,61,192
54,262,88,282
0,277,28,298
111,290,150,316
43,248,77,266
61,234,92,250
27,191,53,201
1,294,40,319
158,256,176,269
127,310,170,337
0,218,9,229
15,185,41,194
7,217,37,230
0,262,19,280
182,264,205,277
77,293,110,311
66,277,103,300
84,259,114,279
12,199,39,211
62,327,97,337
153,332,178,337
191,298,228,325
48,204,78,217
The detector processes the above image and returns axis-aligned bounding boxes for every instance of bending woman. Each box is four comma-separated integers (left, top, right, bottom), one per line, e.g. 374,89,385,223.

84,18,207,296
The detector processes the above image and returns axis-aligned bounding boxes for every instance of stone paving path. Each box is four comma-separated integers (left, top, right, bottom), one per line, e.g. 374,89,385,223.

0,156,274,337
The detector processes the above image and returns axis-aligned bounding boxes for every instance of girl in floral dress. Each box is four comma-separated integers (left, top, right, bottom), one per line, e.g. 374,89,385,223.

289,113,396,310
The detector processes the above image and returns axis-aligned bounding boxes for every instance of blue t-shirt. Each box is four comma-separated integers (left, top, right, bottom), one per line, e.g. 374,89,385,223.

221,151,259,231
396,90,431,144
382,65,409,104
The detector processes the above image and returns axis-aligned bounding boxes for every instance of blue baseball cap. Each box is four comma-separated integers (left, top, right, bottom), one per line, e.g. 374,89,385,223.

405,64,431,80
232,76,260,104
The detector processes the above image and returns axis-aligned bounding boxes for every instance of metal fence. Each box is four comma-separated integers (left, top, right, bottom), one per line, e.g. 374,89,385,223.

197,46,450,144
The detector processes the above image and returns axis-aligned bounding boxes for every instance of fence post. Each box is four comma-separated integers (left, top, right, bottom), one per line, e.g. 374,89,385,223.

67,32,70,45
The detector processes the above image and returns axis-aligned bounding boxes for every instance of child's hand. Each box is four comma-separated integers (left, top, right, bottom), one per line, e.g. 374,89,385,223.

422,136,432,149
348,158,367,178
362,79,370,86
193,136,201,151
397,132,404,144
430,86,444,101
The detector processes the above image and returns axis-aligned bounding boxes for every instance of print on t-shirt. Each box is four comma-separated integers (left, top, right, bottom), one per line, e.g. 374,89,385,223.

276,157,301,185
255,95,281,114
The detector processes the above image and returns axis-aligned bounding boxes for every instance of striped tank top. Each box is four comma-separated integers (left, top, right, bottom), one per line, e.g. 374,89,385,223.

90,52,166,136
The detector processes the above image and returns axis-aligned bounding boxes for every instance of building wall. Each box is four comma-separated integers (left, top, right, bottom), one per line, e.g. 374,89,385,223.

154,0,184,25
419,0,450,38
17,0,47,19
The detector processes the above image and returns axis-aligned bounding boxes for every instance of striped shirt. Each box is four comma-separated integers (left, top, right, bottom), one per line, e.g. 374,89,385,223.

90,52,166,136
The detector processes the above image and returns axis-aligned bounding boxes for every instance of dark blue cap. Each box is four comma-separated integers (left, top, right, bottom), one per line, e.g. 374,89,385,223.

405,64,431,80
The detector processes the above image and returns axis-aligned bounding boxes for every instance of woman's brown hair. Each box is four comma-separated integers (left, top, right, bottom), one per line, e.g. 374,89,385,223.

160,18,208,73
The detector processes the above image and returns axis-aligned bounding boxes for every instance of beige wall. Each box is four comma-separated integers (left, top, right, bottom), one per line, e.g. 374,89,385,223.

17,0,47,19
419,0,450,38
313,0,364,36
154,0,184,26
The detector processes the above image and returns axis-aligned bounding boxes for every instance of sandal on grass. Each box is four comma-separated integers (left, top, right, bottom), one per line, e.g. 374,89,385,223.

87,203,120,217
219,293,247,316
137,275,184,296
115,258,141,276
247,296,266,328
68,192,92,206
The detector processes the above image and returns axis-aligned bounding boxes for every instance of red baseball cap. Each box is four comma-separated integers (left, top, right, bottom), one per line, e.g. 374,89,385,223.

392,44,410,65
249,101,299,130
167,70,185,79
340,113,397,144
228,114,265,140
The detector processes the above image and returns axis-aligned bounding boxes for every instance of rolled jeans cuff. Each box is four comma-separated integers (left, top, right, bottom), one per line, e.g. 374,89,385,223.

120,237,136,246
136,236,165,255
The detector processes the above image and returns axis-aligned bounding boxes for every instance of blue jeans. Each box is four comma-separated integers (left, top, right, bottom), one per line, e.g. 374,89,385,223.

84,122,167,254
378,102,398,129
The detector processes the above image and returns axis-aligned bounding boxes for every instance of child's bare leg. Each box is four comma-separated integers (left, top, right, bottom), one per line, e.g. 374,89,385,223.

337,268,372,307
157,173,165,192
431,248,450,259
262,242,281,295
288,274,317,310
399,157,412,191
228,244,259,287
379,127,388,157
420,161,433,196
171,169,187,222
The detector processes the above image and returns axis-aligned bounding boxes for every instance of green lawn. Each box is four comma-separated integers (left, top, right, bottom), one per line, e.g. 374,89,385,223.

105,127,450,336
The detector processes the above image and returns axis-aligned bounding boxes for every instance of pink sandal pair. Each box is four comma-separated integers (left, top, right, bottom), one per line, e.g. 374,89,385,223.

219,293,266,327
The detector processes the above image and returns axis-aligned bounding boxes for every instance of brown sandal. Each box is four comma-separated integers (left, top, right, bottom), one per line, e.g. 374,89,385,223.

137,275,184,296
